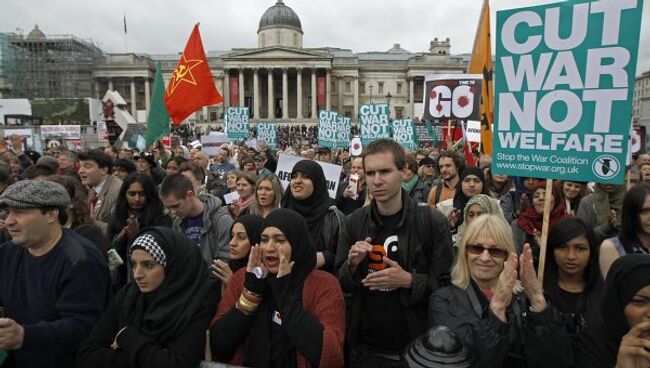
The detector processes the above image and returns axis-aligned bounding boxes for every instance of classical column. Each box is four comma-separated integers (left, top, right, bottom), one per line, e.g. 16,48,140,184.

144,78,151,112
202,106,208,122
130,78,137,118
296,68,303,119
337,76,343,114
94,80,100,99
282,68,288,120
223,69,230,110
238,69,245,107
353,76,359,122
253,68,260,119
325,69,331,111
108,78,114,91
267,68,274,119
311,68,317,118
409,77,415,118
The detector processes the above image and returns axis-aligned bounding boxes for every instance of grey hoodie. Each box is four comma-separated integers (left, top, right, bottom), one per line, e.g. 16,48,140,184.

172,193,234,266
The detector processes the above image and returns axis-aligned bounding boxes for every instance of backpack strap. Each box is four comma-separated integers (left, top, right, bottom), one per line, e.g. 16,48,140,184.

434,183,443,205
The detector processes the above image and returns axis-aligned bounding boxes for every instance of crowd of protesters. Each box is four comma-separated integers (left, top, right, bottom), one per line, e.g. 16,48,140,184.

1,130,650,368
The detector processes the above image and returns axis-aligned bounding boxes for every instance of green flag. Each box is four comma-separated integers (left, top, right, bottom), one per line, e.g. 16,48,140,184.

146,63,171,147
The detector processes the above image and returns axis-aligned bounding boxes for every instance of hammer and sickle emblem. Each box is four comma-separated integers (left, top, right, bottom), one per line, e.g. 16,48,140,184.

175,64,188,79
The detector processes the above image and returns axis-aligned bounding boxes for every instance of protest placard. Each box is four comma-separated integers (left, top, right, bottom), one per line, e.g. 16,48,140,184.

225,107,250,141
336,115,351,148
274,153,341,199
422,74,482,121
318,110,338,148
201,133,231,156
492,1,644,185
256,122,277,150
40,125,81,139
392,119,418,150
359,104,391,146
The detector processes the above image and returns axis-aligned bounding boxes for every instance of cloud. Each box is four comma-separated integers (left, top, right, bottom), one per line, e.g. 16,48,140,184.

2,0,648,73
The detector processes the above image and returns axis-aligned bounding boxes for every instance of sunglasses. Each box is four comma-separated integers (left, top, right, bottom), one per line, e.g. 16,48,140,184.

466,244,509,259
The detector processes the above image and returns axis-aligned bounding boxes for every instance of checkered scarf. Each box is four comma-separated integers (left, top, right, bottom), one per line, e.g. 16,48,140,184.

130,233,167,267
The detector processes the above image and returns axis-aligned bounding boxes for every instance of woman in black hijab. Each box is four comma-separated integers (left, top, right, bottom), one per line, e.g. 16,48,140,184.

209,208,346,368
281,159,345,272
211,214,264,288
77,227,219,368
575,254,650,367
448,166,487,230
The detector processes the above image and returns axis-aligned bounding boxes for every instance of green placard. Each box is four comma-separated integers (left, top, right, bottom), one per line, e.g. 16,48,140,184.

359,104,391,146
492,0,644,184
392,119,418,150
225,107,250,141
318,110,338,148
256,122,277,150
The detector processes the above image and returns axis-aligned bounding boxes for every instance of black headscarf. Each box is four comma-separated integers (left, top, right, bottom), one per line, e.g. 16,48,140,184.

280,160,333,248
576,254,650,366
229,214,264,273
452,166,486,229
245,209,318,368
602,254,650,350
118,226,219,343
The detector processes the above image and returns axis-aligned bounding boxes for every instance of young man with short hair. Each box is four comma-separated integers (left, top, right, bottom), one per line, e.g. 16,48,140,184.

0,180,109,367
427,150,465,207
334,139,453,366
160,173,233,266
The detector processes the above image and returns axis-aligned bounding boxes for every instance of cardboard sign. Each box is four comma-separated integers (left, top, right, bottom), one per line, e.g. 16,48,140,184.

422,74,482,121
40,125,81,139
201,133,231,156
97,121,109,142
274,153,342,199
225,107,250,141
256,122,277,150
492,0,644,184
466,120,482,143
391,119,418,150
360,104,391,146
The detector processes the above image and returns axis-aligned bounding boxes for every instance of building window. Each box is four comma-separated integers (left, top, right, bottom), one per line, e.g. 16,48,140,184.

345,81,351,93
345,110,352,118
360,82,366,94
378,82,384,95
397,83,402,95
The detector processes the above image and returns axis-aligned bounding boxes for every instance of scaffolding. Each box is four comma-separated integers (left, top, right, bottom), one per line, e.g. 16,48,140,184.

0,32,26,97
9,26,103,99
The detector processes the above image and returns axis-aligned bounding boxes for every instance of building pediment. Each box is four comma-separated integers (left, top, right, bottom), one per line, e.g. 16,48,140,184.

224,47,330,61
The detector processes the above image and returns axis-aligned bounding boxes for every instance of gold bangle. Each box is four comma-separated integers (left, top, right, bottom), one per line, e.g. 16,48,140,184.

243,288,263,303
235,300,254,315
238,294,259,311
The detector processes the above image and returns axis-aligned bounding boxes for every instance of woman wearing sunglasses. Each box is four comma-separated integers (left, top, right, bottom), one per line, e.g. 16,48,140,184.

429,214,572,367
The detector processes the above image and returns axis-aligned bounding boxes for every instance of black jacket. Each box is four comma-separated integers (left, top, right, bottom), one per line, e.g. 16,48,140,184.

430,285,574,368
334,190,454,349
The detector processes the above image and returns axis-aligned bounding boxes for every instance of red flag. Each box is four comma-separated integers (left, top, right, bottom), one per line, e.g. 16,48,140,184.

165,24,223,125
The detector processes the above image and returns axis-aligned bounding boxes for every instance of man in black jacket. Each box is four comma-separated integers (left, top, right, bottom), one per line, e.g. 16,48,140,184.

334,139,454,367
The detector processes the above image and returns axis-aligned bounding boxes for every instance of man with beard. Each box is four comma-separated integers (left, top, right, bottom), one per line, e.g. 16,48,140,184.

427,150,464,207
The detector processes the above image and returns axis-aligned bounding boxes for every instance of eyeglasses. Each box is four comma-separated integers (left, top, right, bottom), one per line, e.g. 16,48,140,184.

466,244,509,258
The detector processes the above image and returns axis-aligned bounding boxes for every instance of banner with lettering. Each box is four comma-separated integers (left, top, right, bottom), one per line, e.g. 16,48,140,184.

256,122,277,150
359,104,391,146
224,107,250,141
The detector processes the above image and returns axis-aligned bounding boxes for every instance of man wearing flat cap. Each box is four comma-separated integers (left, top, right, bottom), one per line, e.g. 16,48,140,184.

0,180,110,368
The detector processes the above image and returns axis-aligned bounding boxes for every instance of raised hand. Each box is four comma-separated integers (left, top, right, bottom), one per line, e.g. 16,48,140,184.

276,251,295,278
348,237,372,271
616,321,650,368
246,244,267,278
490,252,518,323
211,259,233,285
519,243,547,312
361,256,412,290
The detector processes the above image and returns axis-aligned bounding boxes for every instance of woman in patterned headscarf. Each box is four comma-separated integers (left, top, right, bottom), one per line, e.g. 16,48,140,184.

455,194,505,246
78,227,219,368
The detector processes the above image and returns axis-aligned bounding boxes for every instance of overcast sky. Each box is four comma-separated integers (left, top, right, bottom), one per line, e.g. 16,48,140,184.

2,0,649,75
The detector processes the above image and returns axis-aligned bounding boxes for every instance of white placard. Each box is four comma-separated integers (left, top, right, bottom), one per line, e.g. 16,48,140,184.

40,125,81,139
275,153,342,199
201,133,231,157
466,120,482,143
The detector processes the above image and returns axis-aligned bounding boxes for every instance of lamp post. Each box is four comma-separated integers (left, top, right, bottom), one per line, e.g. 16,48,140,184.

369,85,373,104
386,92,392,118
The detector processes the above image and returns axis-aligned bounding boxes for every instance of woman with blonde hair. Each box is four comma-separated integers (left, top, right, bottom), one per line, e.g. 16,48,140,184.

248,174,283,218
429,214,572,367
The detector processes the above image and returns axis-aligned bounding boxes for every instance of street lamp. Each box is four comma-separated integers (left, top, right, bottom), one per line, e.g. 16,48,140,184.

386,92,392,117
369,85,373,104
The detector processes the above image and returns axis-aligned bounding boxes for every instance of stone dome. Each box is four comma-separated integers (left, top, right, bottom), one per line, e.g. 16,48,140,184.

27,25,46,40
258,0,303,34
